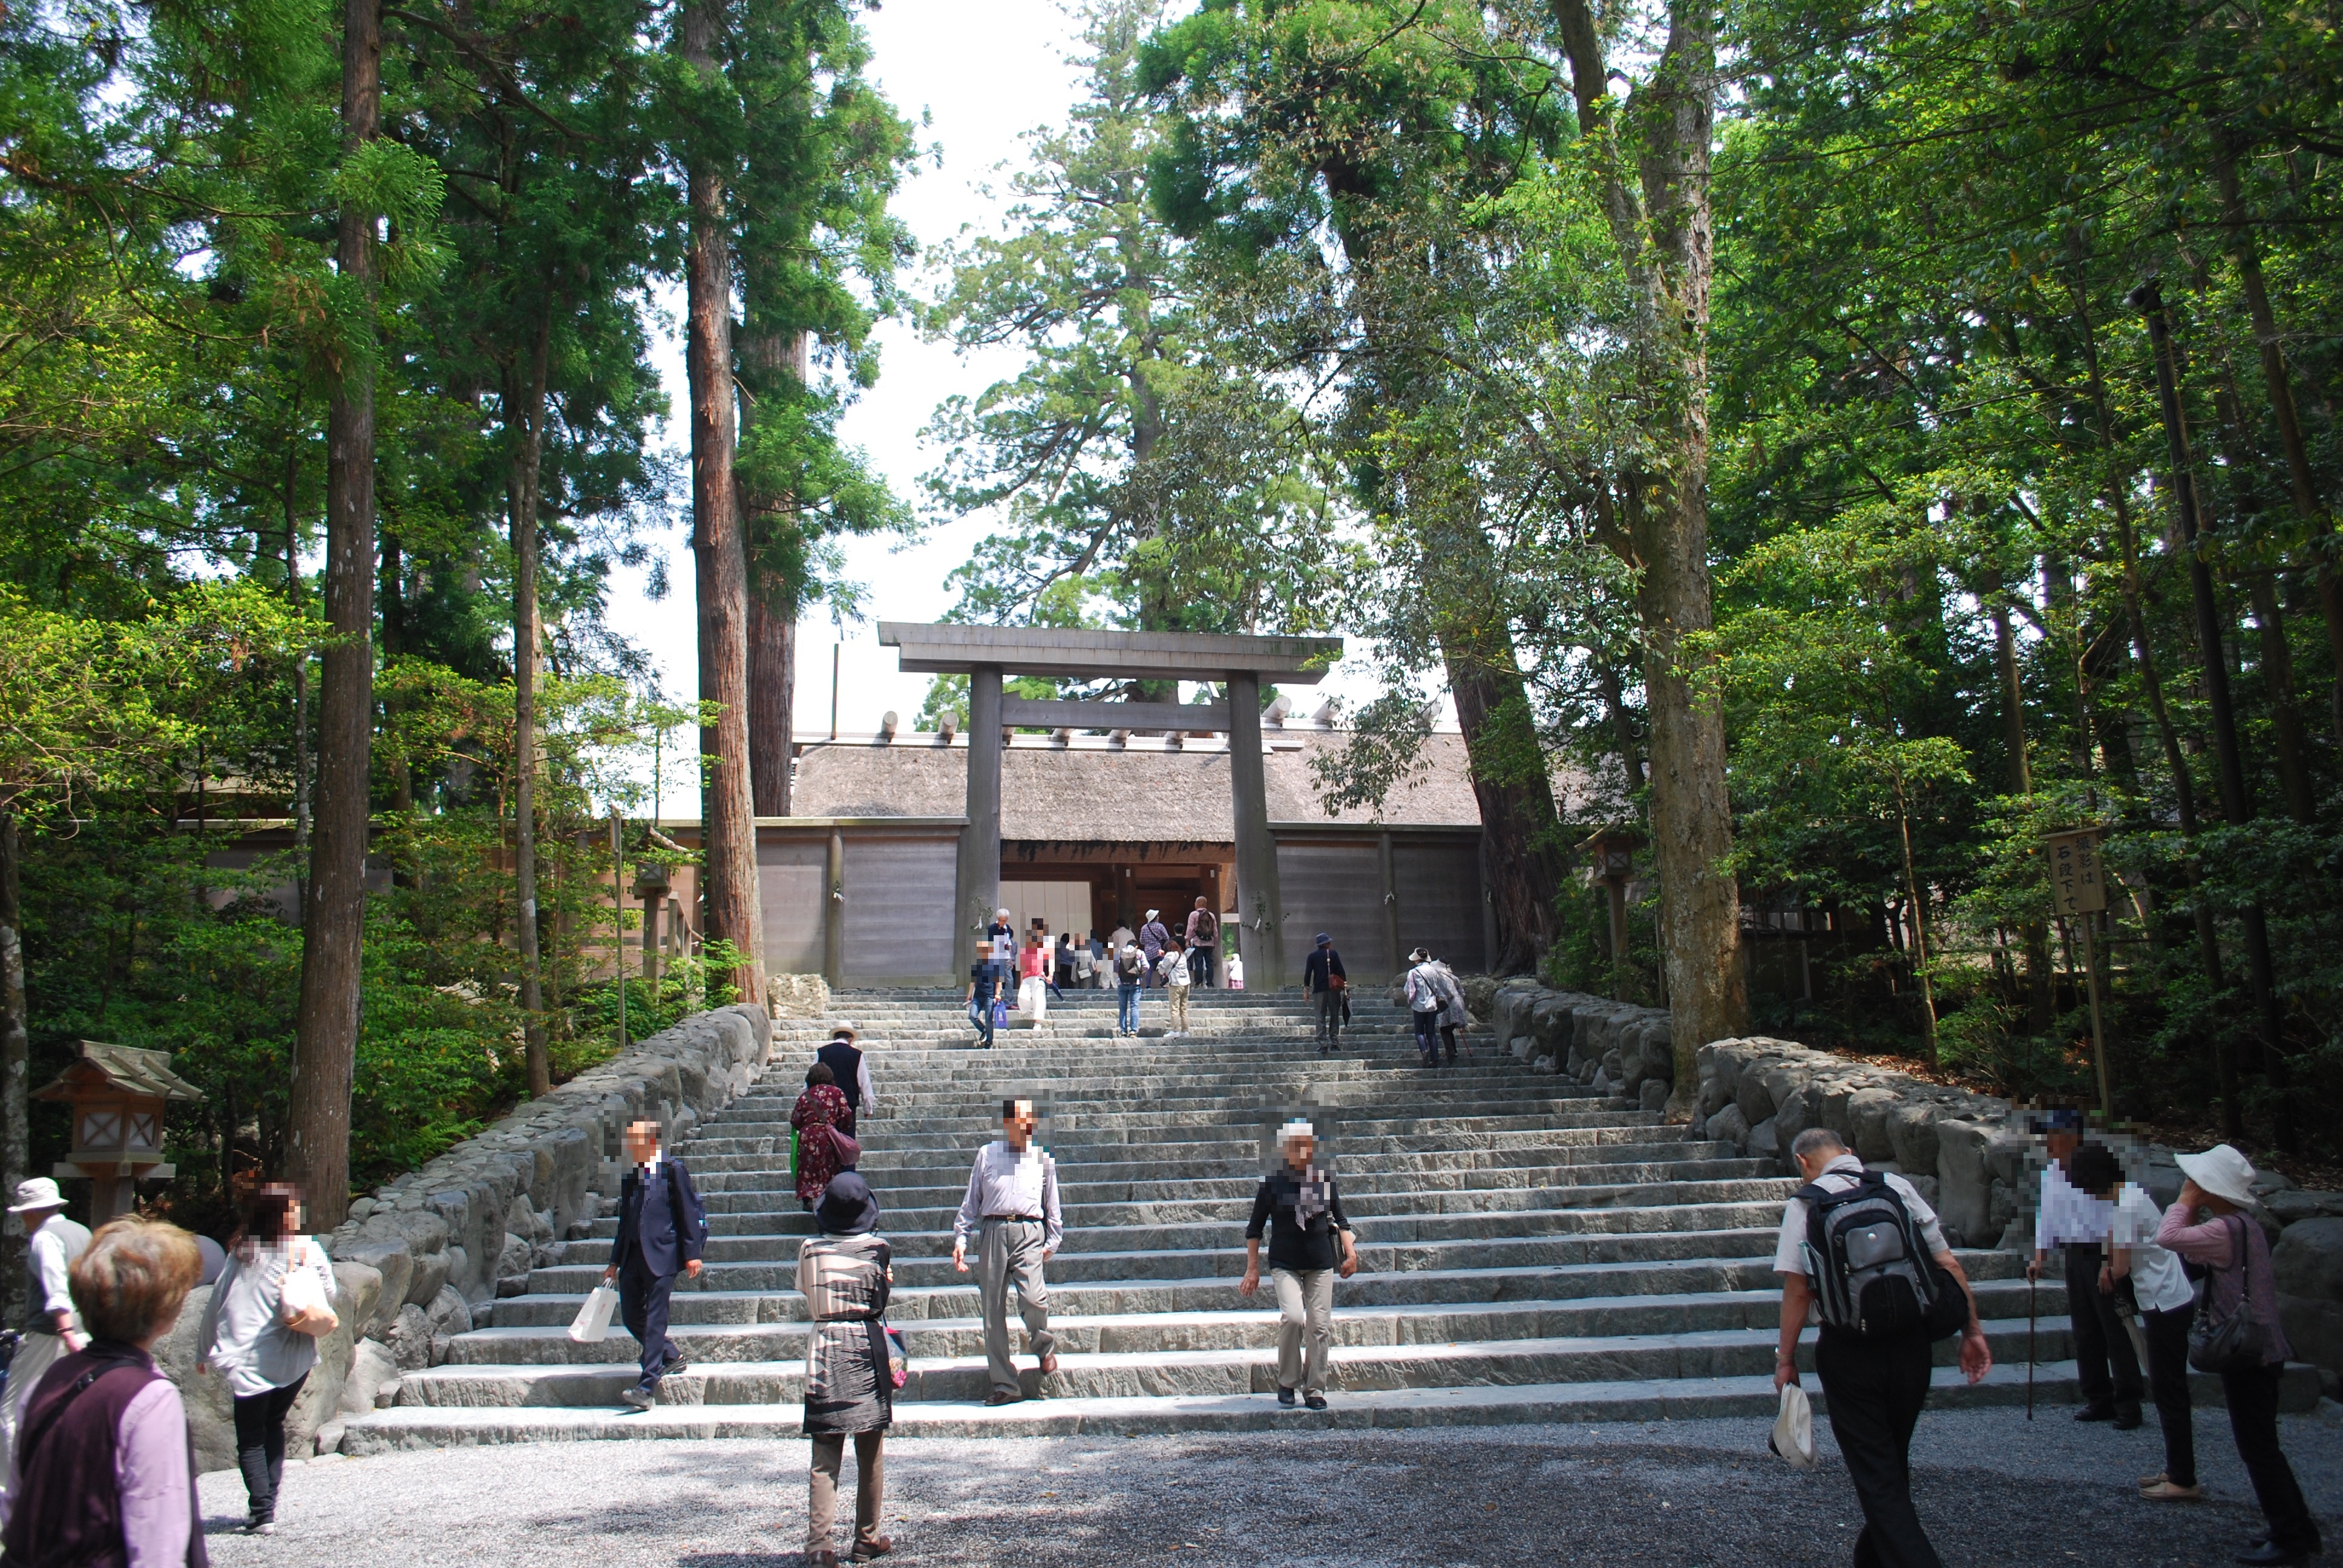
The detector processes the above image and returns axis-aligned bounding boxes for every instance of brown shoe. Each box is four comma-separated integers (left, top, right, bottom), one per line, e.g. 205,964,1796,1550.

850,1538,893,1562
983,1388,1022,1406
1038,1353,1060,1376
2138,1471,2168,1489
2140,1480,2203,1501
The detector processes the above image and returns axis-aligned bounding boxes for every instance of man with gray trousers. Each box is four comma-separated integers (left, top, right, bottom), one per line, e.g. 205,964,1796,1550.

952,1097,1061,1405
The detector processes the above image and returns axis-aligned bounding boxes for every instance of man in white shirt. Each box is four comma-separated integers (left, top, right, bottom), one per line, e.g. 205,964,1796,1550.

2074,1144,2201,1499
2026,1111,2141,1427
1774,1128,1988,1568
952,1097,1061,1405
0,1177,92,1523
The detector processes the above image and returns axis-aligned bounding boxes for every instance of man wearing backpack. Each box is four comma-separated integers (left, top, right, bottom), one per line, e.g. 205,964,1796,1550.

1185,897,1219,988
1774,1126,1991,1568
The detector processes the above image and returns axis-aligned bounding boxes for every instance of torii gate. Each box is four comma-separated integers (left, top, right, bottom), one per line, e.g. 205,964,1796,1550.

878,622,1342,987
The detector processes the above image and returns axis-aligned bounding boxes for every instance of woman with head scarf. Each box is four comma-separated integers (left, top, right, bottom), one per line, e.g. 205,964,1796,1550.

791,1065,854,1211
798,1172,894,1566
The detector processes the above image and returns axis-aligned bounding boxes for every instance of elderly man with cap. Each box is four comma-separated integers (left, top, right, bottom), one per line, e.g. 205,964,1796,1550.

2158,1143,2321,1566
816,1022,877,1130
1302,933,1346,1053
0,1177,92,1517
1137,909,1171,985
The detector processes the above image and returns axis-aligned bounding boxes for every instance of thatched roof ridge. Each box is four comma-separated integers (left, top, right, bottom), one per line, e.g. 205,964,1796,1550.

791,730,1487,838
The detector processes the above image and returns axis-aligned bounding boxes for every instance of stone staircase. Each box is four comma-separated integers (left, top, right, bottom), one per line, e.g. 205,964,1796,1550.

341,987,2094,1452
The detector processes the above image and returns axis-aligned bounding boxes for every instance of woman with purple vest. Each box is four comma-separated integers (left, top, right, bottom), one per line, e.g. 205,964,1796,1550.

2157,1145,2321,1567
1,1215,206,1568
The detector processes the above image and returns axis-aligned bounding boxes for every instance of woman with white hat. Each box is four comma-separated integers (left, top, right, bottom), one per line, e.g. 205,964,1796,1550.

0,1177,91,1523
2155,1144,2321,1566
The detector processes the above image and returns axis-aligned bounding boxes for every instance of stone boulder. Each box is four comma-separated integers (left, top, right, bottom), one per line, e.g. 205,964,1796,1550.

1708,1102,1751,1152
2274,1217,2343,1379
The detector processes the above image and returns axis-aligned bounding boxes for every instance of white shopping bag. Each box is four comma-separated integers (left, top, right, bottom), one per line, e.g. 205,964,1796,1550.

568,1284,619,1344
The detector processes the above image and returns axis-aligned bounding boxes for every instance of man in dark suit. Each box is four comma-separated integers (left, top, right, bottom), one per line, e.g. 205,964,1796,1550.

601,1118,707,1409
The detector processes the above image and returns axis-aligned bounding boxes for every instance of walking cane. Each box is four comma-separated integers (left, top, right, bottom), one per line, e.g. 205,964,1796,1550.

2026,1276,2037,1420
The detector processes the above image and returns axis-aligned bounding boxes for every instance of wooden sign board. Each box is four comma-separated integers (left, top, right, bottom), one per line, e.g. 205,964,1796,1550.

2045,829,2108,916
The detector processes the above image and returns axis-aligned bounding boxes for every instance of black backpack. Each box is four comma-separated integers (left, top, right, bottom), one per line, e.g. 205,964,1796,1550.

1798,1171,1966,1341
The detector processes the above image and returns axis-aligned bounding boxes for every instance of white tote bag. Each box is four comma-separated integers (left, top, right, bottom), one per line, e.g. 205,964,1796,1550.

568,1284,620,1344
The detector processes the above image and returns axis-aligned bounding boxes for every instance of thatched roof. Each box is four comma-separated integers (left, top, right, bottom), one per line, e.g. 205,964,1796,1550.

791,730,1487,838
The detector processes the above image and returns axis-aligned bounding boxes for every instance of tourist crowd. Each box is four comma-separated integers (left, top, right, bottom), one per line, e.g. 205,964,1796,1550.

0,965,2326,1568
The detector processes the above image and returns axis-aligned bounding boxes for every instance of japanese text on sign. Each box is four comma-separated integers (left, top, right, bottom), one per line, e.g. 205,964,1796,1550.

2045,830,2108,916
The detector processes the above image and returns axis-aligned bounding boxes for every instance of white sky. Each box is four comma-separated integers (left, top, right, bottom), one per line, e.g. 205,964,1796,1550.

600,0,1426,817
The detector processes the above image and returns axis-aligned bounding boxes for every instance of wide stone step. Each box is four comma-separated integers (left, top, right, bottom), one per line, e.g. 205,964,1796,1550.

333,1357,2327,1454
451,1275,2062,1370
675,1130,1702,1176
391,1316,2077,1410
590,1181,1804,1240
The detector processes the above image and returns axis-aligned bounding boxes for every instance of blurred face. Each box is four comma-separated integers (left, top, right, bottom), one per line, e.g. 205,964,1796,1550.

1004,1100,1037,1149
2047,1130,2082,1169
624,1120,661,1165
1282,1132,1316,1171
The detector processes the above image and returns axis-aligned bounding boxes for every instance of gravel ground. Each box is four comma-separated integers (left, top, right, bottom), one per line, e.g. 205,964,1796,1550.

201,1401,2343,1567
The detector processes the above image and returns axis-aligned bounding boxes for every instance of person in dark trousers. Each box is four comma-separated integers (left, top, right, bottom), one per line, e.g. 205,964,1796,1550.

1302,933,1346,1052
1775,1127,1990,1568
815,1022,877,1128
1239,1120,1358,1410
2027,1110,2141,1427
195,1181,337,1535
2068,1144,2199,1502
1184,897,1218,988
2158,1145,2322,1566
967,959,998,1048
602,1118,708,1410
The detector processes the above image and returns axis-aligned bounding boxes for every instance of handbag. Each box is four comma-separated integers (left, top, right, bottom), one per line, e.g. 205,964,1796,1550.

2187,1215,2269,1374
278,1242,340,1338
885,1326,909,1390
825,1122,862,1169
568,1284,620,1344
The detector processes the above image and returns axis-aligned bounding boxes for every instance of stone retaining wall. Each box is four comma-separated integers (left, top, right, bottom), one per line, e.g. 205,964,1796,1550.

153,1002,773,1466
1478,978,2343,1388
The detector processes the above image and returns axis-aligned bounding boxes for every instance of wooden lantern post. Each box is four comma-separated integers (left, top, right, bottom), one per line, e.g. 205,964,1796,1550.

1577,828,1645,1002
36,1042,205,1222
2045,828,2113,1119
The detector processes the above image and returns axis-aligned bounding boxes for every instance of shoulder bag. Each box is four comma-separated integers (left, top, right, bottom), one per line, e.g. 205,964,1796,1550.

279,1240,340,1338
2187,1214,2269,1374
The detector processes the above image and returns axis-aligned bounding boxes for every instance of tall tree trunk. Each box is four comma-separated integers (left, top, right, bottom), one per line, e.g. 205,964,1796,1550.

289,0,381,1229
510,304,553,1097
1553,0,1746,1106
1595,659,1644,801
2073,276,2233,1128
740,328,806,818
1990,599,2057,1031
681,0,764,1005
1444,641,1562,972
2,811,28,1325
2212,139,2343,750
2137,283,2290,1147
284,442,312,920
2205,361,2318,824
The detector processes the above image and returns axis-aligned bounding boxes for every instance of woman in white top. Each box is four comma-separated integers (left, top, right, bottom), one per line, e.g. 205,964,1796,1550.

196,1183,337,1534
2073,1145,2199,1500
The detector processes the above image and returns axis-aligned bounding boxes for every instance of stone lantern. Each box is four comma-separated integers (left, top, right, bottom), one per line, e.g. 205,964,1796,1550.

1575,827,1646,1002
36,1041,204,1221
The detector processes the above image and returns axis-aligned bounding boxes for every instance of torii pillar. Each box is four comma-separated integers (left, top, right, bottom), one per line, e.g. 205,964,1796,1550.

955,665,1003,976
1227,671,1285,988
